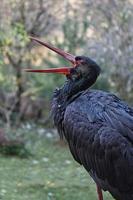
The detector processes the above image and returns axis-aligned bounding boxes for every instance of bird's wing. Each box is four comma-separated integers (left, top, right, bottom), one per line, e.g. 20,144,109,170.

96,93,133,142
72,91,133,142
63,93,133,195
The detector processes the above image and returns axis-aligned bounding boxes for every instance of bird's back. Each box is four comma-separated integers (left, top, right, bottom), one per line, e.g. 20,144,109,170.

60,89,133,200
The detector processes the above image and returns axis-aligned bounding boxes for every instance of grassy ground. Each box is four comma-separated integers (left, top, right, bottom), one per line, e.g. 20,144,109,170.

0,127,113,200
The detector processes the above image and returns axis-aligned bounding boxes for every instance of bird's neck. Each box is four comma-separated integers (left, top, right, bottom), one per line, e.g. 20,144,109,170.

54,79,84,105
53,77,96,113
51,82,78,139
52,73,98,110
51,75,97,138
61,73,98,99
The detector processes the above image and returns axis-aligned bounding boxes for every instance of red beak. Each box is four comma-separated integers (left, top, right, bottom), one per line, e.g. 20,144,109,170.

25,67,74,75
25,36,76,75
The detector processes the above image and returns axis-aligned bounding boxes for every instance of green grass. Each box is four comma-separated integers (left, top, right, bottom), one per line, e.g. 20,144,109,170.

0,128,113,200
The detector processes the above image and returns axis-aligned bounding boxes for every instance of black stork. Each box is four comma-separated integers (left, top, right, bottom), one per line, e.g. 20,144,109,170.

26,37,133,200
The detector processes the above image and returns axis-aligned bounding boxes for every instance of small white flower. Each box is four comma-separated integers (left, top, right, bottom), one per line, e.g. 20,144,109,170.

42,157,49,162
46,132,53,138
65,160,71,164
1,189,7,194
32,160,39,165
26,123,31,129
48,192,53,197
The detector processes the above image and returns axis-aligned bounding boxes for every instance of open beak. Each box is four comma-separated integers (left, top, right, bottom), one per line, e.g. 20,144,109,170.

25,36,76,75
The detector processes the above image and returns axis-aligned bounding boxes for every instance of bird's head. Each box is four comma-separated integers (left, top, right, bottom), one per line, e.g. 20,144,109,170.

26,37,101,93
67,56,100,82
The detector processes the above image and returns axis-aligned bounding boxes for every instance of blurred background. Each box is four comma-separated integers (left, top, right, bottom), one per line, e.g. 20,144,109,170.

0,0,132,199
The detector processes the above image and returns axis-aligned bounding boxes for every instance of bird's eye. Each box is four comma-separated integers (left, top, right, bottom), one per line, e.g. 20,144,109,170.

75,57,86,65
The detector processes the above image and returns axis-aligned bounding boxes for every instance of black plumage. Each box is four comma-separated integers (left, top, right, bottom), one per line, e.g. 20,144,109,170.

27,38,133,200
51,56,133,200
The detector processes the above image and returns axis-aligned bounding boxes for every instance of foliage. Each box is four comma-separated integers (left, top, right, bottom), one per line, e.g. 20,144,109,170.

0,0,133,127
0,128,31,157
0,0,63,126
0,141,30,157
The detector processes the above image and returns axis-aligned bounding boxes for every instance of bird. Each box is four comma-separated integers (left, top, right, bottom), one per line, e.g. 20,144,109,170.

26,36,133,200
